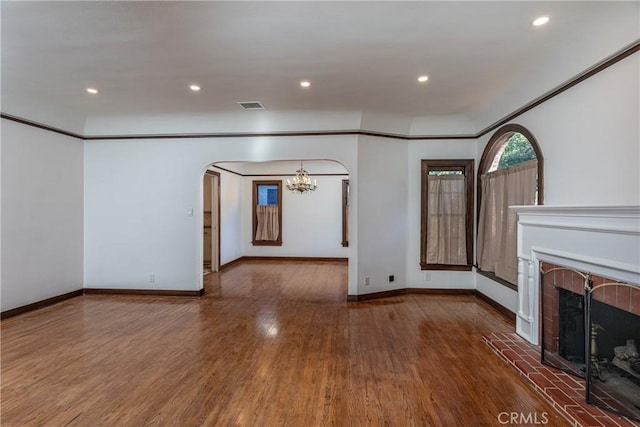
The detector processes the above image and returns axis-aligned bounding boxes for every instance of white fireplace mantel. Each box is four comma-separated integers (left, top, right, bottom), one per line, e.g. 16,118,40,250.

511,205,640,345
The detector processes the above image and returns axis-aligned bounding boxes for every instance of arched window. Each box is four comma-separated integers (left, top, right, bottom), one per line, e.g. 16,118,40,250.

477,124,543,288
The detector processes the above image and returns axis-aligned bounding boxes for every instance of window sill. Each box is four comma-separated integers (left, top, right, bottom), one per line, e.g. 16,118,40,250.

475,268,518,291
420,263,473,272
251,241,283,246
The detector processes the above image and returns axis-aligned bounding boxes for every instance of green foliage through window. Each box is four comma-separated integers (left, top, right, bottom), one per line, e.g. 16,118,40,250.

497,133,536,169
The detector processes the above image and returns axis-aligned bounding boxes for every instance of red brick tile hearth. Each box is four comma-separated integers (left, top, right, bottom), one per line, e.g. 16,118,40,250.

483,332,639,427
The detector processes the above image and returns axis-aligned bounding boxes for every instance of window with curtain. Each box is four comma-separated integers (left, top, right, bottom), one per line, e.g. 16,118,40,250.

252,180,282,246
476,124,543,288
421,159,474,271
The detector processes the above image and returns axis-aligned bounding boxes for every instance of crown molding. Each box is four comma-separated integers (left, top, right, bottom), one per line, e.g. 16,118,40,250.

0,113,84,140
2,39,638,142
0,116,475,141
83,129,476,141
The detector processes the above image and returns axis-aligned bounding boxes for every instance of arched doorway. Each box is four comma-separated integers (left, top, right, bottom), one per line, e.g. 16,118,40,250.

199,159,351,295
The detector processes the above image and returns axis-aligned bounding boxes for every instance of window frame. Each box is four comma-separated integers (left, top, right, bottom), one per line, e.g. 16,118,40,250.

252,180,283,246
420,159,474,271
476,123,544,289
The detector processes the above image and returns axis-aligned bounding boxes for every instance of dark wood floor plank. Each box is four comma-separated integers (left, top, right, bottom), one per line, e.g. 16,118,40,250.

1,261,566,426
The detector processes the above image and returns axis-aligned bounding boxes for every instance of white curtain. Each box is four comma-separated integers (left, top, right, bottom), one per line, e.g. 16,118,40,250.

477,159,538,284
426,174,467,265
255,205,279,241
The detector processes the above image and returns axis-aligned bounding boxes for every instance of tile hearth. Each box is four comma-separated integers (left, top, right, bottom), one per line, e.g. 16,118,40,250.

483,332,639,427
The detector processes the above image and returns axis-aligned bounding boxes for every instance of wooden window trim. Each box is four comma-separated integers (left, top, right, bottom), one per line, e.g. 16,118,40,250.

420,159,474,271
476,123,544,287
252,180,283,246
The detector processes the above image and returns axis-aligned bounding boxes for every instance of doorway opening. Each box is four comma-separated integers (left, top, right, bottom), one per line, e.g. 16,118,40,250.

201,159,352,297
203,170,220,274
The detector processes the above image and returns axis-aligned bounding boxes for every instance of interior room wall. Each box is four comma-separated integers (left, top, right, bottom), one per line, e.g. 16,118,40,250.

83,110,363,136
516,54,639,206
409,115,476,136
241,174,348,258
83,135,358,292
1,120,84,311
356,135,408,294
475,51,640,313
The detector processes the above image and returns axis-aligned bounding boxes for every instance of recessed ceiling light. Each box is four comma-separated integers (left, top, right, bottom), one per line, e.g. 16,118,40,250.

418,75,429,83
190,85,201,92
532,16,550,27
86,88,99,94
300,81,311,88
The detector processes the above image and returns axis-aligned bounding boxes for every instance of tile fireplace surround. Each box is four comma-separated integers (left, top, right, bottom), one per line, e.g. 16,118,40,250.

496,205,640,425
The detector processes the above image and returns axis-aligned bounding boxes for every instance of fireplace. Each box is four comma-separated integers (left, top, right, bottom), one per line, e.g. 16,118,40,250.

540,262,640,421
586,279,640,421
510,205,640,422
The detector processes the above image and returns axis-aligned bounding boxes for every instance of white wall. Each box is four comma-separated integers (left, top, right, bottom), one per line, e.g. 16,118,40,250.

1,120,84,311
356,135,408,293
84,135,358,292
410,115,476,136
475,52,640,312
406,139,478,289
520,54,639,206
241,174,348,258
84,110,363,136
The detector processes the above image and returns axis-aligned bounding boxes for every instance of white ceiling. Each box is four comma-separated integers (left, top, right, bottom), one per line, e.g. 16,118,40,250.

1,1,638,131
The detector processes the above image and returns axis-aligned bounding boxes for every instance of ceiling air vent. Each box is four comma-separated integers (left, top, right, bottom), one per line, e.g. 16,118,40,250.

237,101,265,110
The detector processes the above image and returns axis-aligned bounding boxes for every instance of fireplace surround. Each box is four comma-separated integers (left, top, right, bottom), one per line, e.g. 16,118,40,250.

511,205,640,421
511,205,639,346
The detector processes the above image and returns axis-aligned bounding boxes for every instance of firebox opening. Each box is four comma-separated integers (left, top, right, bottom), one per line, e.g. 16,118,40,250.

541,263,640,423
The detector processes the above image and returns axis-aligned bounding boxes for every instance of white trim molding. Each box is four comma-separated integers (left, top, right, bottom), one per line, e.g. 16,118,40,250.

511,205,640,345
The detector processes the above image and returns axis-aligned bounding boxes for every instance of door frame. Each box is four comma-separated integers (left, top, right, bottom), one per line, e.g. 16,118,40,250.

204,170,221,272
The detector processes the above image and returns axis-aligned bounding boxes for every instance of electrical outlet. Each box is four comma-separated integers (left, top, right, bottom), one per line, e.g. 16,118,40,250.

149,273,155,283
423,271,431,282
364,277,370,286
388,275,395,282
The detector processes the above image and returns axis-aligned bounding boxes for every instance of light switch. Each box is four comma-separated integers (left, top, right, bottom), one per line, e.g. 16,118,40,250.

187,208,194,217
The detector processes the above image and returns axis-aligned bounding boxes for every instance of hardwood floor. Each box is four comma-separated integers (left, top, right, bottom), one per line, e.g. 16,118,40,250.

1,261,567,426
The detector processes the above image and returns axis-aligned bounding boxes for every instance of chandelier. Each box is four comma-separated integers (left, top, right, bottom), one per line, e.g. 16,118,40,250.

286,161,318,194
